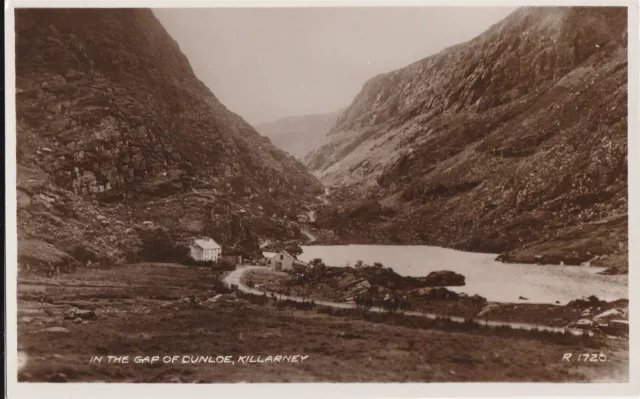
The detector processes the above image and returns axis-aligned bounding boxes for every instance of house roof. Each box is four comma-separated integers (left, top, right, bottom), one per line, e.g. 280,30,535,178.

262,252,277,259
192,238,222,250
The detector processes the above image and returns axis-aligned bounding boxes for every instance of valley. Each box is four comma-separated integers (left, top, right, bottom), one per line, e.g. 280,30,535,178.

11,5,630,385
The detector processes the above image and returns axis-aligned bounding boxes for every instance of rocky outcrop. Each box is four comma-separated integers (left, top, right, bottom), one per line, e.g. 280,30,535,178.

15,9,322,274
255,110,344,160
306,7,627,268
16,9,321,200
420,270,466,287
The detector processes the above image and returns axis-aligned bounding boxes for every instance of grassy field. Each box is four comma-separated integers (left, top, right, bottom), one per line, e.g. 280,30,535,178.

17,263,629,383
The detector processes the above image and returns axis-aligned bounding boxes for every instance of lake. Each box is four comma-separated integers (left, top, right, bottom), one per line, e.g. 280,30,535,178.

296,245,628,304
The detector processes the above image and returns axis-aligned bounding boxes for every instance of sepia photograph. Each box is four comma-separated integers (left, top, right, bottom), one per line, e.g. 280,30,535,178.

5,0,637,394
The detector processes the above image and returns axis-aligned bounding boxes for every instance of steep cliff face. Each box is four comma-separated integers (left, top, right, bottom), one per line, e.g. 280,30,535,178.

255,110,344,160
307,7,628,269
15,9,322,274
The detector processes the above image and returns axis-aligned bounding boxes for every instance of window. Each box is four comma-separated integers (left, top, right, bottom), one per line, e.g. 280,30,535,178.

280,255,284,260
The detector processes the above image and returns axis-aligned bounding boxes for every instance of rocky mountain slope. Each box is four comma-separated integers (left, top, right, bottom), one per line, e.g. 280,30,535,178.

15,9,323,275
255,110,344,160
306,7,628,271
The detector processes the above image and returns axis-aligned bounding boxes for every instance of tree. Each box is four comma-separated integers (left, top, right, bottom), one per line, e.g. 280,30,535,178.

354,260,364,269
310,258,325,267
285,243,303,258
138,228,189,263
373,262,384,269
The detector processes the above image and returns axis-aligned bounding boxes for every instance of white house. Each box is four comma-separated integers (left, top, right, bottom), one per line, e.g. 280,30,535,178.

188,237,222,262
268,250,309,272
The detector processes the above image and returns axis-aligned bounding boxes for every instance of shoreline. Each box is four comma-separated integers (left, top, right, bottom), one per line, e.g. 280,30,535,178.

263,247,628,305
224,266,627,334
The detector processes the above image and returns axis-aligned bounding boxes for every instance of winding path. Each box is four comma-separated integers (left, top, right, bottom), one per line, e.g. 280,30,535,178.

223,266,582,335
301,229,317,243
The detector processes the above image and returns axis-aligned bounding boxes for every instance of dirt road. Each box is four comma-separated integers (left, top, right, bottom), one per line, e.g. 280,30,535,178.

301,229,317,243
223,266,582,334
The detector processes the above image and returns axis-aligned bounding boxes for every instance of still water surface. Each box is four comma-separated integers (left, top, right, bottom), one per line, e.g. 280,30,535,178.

296,245,628,304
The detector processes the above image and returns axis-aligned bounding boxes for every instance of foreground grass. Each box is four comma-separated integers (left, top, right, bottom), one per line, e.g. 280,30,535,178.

17,263,629,383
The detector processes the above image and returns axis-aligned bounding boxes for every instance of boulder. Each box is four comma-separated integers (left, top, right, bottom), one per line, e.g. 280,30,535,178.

64,307,97,320
421,270,466,287
336,274,359,290
593,308,627,324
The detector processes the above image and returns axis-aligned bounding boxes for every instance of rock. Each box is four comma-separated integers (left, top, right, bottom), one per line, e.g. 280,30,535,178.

593,308,627,323
64,307,97,320
598,267,628,275
421,270,466,287
336,274,359,290
176,296,203,307
19,316,34,324
571,319,596,328
73,317,83,324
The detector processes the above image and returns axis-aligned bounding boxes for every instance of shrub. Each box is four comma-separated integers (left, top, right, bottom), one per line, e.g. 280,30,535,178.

244,293,269,306
138,228,190,263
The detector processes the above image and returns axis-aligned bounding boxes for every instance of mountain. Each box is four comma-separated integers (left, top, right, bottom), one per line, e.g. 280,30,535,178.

255,110,344,160
305,7,628,271
14,9,323,275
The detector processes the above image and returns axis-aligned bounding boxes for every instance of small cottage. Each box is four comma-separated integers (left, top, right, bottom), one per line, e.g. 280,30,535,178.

188,237,222,262
268,250,308,272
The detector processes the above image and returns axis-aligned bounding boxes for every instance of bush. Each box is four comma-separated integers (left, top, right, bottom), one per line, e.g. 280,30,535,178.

138,228,190,263
244,293,269,306
212,259,236,271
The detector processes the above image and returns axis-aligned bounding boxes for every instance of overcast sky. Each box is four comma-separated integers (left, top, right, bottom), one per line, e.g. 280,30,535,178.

154,7,515,125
